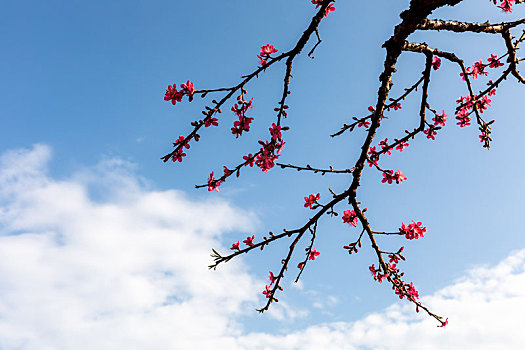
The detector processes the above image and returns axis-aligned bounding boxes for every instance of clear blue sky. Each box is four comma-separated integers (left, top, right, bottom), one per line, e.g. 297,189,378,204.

1,0,524,347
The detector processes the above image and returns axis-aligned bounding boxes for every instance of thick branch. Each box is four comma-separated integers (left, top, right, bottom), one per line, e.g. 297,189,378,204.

418,18,525,33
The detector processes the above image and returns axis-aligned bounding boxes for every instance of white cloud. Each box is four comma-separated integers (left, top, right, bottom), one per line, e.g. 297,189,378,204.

0,145,524,350
0,145,263,350
236,250,525,349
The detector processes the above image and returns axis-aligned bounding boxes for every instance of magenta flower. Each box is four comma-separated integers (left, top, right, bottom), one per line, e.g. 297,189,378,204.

269,271,276,285
309,249,320,261
243,154,255,167
488,54,504,68
243,235,255,246
230,241,240,250
432,56,441,70
438,318,449,328
207,172,221,192
311,0,335,17
342,210,358,227
260,44,278,56
304,193,320,209
262,285,272,298
396,141,409,152
432,110,447,126
379,138,391,155
424,126,438,140
203,116,218,127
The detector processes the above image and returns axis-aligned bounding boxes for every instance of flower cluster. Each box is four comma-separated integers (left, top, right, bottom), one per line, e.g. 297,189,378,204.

494,0,515,12
460,54,504,81
367,146,380,167
172,136,190,162
424,125,440,140
164,80,195,105
400,221,426,240
231,96,254,138
356,117,371,128
342,210,358,227
488,54,504,68
369,264,389,283
478,119,495,148
269,123,289,141
432,110,447,127
379,138,391,155
255,139,285,173
455,93,493,127
258,44,278,66
389,102,402,111
382,170,407,184
311,0,335,17
304,193,320,209
394,280,420,300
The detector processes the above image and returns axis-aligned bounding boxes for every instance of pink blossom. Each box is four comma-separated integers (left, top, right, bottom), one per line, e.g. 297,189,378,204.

471,59,487,79
171,149,186,162
477,95,491,113
367,146,379,167
342,210,358,227
379,138,391,155
207,172,221,192
180,80,195,101
382,170,394,184
369,264,377,278
460,66,471,81
269,123,289,140
230,241,240,250
243,235,255,246
164,84,183,105
396,141,409,152
260,44,278,56
391,102,402,111
262,285,272,298
255,140,284,173
269,271,276,285
377,273,388,283
406,282,420,300
424,125,438,140
304,193,320,209
311,0,335,16
438,318,449,328
243,154,255,167
203,116,218,127
389,254,400,264
394,170,407,184
309,249,320,261
382,170,407,184
243,153,255,167
358,118,371,128
432,56,441,70
488,54,504,68
498,0,514,12
432,110,447,126
164,81,195,104
400,221,426,240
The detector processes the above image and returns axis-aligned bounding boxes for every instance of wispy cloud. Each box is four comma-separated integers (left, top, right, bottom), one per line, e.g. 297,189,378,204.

0,145,524,349
0,145,263,349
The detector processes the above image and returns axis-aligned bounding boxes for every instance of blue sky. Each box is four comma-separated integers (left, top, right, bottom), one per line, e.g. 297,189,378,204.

1,0,525,348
